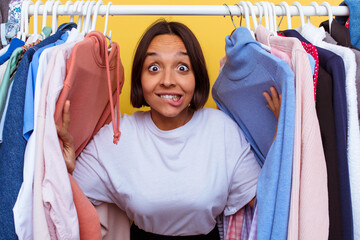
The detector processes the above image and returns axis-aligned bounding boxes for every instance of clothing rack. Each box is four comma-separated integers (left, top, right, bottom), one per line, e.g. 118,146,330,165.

26,2,349,17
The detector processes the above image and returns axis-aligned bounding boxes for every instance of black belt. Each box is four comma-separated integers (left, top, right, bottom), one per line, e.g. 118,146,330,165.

130,223,220,240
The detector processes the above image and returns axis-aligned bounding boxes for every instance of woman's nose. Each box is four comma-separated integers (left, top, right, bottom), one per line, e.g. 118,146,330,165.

160,68,176,87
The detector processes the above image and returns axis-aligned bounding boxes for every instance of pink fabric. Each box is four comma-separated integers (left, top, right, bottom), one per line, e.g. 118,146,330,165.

53,31,125,239
96,203,130,240
278,33,319,102
41,40,83,240
225,208,245,240
270,47,291,65
256,26,329,240
69,175,102,240
346,18,349,29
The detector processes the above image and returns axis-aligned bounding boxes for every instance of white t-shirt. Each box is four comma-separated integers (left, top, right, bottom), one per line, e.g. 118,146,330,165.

73,108,260,236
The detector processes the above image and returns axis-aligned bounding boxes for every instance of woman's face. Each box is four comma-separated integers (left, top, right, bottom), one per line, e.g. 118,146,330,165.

141,34,195,130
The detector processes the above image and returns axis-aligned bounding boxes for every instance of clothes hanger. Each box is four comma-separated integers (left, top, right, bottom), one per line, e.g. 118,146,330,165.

16,0,27,39
76,0,85,31
259,1,270,31
246,1,258,30
23,0,33,41
52,1,62,34
70,1,80,23
223,4,237,29
64,0,73,22
292,2,306,30
91,0,103,32
33,0,42,35
83,1,96,35
238,1,251,31
278,1,292,30
264,2,274,33
320,1,333,34
270,2,278,33
307,2,320,24
42,0,54,31
253,2,263,27
241,1,271,52
104,1,113,51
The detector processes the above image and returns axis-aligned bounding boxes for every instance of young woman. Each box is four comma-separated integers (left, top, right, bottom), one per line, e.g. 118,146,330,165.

57,20,280,239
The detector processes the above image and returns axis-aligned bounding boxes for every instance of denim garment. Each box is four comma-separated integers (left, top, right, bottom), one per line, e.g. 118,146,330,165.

0,22,76,240
280,29,353,240
212,27,295,240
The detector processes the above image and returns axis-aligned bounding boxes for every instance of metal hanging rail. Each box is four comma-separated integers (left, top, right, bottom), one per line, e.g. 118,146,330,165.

26,3,349,17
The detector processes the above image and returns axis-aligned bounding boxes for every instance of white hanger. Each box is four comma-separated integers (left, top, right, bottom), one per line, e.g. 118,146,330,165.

70,1,80,23
253,2,263,27
307,2,320,23
33,0,42,35
292,2,305,29
238,1,251,31
246,1,258,30
42,0,54,30
64,0,73,23
76,0,85,31
278,1,292,30
23,0,33,41
83,1,96,34
17,0,27,39
321,1,333,34
264,2,274,33
270,3,277,32
259,1,269,30
104,1,113,51
91,0,103,32
52,1,61,33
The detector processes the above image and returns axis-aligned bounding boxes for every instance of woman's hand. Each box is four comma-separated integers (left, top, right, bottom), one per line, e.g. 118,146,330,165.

263,86,282,121
56,100,76,174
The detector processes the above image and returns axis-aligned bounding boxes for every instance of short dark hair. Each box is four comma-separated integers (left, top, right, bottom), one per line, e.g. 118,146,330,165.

131,20,210,110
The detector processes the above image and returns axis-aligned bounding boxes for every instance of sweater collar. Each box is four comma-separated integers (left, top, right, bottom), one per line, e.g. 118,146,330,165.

222,27,261,80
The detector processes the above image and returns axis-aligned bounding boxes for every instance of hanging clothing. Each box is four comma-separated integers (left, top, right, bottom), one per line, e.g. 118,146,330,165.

23,32,69,140
13,28,82,240
0,81,12,143
256,25,329,240
45,30,124,239
212,27,295,240
300,23,360,240
279,29,343,240
281,28,353,240
0,47,22,120
73,108,260,236
321,19,360,123
0,22,76,240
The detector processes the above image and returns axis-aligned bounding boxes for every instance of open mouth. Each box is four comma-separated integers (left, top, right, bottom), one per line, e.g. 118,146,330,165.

158,94,182,102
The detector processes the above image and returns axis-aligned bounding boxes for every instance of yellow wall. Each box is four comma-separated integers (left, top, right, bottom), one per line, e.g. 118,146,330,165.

31,0,342,114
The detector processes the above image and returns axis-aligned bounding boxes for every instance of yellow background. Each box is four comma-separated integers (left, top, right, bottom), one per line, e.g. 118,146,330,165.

30,0,342,114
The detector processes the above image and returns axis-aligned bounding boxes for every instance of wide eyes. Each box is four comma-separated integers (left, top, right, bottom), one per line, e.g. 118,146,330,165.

148,64,189,72
148,65,160,72
177,64,189,72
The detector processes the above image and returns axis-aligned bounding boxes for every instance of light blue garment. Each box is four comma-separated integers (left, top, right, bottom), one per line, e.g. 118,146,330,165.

0,81,13,144
212,27,295,240
23,31,69,140
308,53,315,76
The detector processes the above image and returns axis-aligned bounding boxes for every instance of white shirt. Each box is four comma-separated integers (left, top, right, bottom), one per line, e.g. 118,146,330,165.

73,108,260,236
